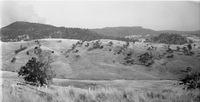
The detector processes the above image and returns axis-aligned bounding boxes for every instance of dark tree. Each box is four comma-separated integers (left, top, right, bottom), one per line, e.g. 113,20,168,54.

187,44,192,51
138,52,154,66
176,46,180,51
18,57,45,85
18,46,55,87
11,57,16,63
179,71,200,90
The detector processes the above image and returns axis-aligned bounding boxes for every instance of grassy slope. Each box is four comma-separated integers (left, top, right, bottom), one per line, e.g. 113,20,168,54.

1,39,200,80
1,71,200,102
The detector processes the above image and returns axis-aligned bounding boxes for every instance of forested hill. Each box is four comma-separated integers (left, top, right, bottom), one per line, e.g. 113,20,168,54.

0,21,134,42
91,26,200,37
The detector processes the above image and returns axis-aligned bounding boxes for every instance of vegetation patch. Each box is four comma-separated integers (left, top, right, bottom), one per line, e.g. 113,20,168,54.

151,33,188,45
179,71,200,90
138,52,154,66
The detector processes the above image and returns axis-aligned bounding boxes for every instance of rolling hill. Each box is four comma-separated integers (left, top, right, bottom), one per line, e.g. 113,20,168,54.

1,39,200,80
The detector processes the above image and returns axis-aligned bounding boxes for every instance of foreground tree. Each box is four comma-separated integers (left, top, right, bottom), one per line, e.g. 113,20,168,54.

18,57,45,85
179,71,200,90
18,46,55,88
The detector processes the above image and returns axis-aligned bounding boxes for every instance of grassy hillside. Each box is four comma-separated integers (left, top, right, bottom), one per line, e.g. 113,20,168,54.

1,39,200,80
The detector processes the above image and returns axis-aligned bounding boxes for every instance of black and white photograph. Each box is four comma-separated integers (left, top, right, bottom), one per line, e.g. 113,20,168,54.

0,0,200,102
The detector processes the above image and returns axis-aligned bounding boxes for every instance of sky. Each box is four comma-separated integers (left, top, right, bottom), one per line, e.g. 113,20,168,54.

1,0,200,31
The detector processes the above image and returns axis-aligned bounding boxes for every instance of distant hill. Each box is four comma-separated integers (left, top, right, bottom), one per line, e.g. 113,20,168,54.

0,21,134,42
1,21,199,42
91,26,200,37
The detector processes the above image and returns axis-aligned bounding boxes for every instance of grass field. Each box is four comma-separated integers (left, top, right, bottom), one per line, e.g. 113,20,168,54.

1,71,200,102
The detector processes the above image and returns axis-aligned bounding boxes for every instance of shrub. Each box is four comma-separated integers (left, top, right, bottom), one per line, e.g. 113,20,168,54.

87,40,102,51
85,43,89,47
122,49,135,65
107,41,113,46
166,54,174,58
26,51,30,55
15,46,27,54
138,52,154,66
179,72,200,90
11,57,16,63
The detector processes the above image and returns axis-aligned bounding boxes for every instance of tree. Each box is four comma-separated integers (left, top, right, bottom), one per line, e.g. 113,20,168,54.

187,44,192,51
18,46,55,87
18,57,45,85
179,71,200,90
138,52,154,66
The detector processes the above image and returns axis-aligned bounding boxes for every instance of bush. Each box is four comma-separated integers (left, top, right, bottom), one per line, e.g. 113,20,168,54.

11,57,16,63
15,46,27,54
166,54,174,58
179,72,200,90
138,52,154,66
87,40,102,51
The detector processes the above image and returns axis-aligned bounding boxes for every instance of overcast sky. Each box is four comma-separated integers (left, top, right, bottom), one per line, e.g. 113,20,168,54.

1,1,200,31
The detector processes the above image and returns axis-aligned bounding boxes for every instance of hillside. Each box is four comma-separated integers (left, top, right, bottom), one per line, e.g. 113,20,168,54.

0,21,134,42
2,39,200,80
91,26,200,38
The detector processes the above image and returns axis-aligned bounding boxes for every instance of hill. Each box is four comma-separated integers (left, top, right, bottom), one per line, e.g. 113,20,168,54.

0,21,134,42
2,39,200,80
91,26,200,38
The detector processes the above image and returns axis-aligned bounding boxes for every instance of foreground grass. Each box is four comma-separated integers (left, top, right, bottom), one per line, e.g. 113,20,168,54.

2,83,200,102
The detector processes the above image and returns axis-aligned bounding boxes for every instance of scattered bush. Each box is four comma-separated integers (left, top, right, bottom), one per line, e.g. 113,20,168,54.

87,40,102,51
122,42,129,49
165,45,173,53
85,43,89,47
176,46,181,51
72,49,79,53
182,46,194,56
113,46,125,55
76,40,84,47
107,41,113,46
